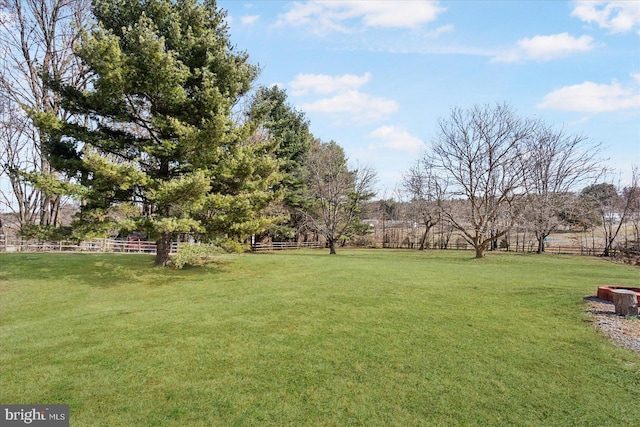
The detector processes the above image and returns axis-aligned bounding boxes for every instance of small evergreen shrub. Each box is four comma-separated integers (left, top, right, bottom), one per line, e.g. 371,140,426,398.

169,243,223,269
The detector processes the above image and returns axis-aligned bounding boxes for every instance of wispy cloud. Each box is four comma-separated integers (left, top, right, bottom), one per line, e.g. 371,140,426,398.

241,15,259,25
277,1,445,34
493,33,596,63
428,25,454,38
300,90,398,123
368,125,425,154
538,75,640,113
571,1,640,34
290,72,371,96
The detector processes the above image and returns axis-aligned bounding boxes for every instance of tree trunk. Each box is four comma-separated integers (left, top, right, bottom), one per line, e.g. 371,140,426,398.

39,149,62,227
40,194,51,226
328,238,337,255
474,245,485,258
419,228,429,250
155,232,172,266
536,237,545,254
489,231,496,251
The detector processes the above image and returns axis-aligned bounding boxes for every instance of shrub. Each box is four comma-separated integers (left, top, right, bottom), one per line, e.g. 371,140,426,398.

169,243,223,269
217,238,249,254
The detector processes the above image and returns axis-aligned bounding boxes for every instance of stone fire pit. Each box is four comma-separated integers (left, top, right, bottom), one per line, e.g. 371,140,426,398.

596,286,640,305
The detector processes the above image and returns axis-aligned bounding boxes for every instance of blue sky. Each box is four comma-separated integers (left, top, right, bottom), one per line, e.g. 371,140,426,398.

220,0,640,195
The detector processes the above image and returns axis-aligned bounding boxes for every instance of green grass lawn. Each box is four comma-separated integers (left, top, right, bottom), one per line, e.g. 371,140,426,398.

1,250,639,426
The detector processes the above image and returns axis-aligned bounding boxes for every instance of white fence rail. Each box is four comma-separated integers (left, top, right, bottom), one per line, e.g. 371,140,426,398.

0,237,178,254
0,236,326,254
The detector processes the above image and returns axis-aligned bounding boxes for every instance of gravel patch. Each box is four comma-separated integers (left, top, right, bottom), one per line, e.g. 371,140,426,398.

585,296,640,355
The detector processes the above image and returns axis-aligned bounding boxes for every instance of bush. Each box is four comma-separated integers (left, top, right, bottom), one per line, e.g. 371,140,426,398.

169,243,223,269
19,224,76,242
217,238,249,254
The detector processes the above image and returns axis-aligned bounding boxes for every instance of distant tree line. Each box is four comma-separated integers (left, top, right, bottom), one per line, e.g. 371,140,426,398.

369,173,639,258
1,0,637,263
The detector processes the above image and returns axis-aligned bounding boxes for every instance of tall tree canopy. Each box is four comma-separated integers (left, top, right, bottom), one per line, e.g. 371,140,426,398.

247,85,314,240
430,103,537,258
248,86,313,201
35,0,281,264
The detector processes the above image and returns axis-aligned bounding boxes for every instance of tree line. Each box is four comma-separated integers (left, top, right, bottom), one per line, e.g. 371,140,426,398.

1,0,637,264
373,179,639,256
401,103,638,258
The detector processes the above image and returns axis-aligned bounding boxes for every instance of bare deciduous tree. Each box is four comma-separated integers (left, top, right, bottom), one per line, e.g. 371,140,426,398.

430,103,537,258
579,174,640,257
522,125,603,253
623,169,640,252
0,103,40,229
402,157,443,250
0,0,89,229
302,140,376,254
599,168,639,256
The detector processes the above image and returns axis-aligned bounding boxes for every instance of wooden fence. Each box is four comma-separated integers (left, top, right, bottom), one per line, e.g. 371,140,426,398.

251,241,325,251
0,236,325,254
0,236,178,254
0,235,613,257
541,245,611,256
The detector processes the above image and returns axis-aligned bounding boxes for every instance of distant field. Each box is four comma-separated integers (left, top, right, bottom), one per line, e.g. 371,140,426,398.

1,250,639,426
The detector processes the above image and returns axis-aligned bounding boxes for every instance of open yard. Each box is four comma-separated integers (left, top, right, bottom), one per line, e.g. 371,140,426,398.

1,250,639,426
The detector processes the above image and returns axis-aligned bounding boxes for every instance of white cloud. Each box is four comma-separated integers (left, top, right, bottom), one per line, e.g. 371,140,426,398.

241,15,259,25
300,90,398,122
291,72,398,123
347,1,444,28
277,1,444,34
428,24,455,38
290,72,371,96
368,125,425,154
571,1,640,34
494,33,596,63
537,77,640,112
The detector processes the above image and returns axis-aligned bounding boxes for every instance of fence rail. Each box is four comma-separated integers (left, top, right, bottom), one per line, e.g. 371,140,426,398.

0,237,178,254
545,245,615,256
0,235,616,257
0,237,326,254
251,241,325,251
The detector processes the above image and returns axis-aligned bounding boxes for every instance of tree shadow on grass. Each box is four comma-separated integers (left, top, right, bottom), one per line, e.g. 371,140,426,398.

0,253,230,288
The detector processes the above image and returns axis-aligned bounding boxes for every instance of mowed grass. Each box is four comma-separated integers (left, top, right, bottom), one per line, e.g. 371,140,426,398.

0,250,639,426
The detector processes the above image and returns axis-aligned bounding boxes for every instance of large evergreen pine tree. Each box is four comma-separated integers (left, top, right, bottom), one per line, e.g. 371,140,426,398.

247,86,314,240
35,0,281,265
